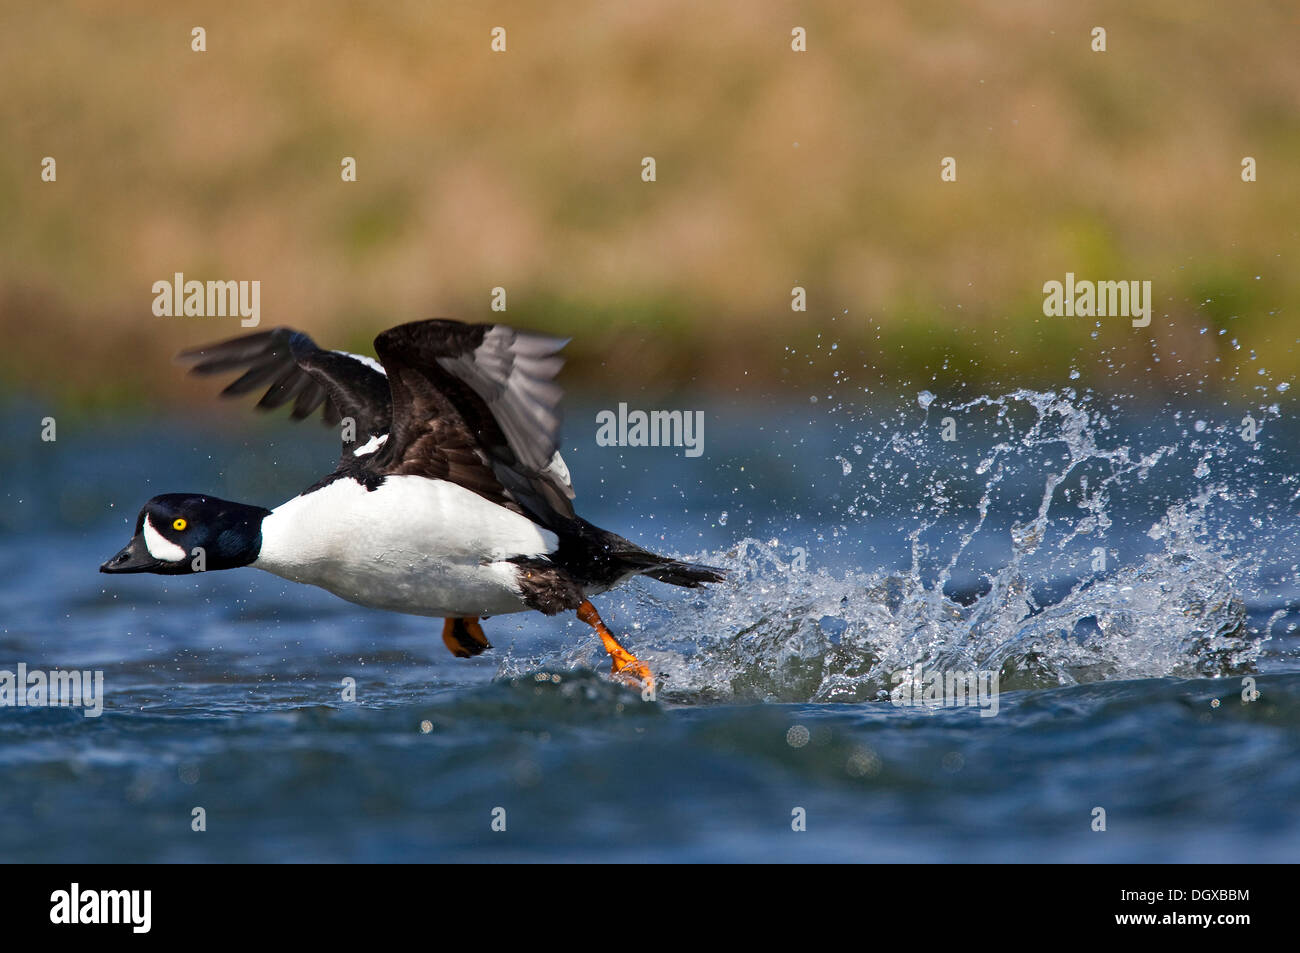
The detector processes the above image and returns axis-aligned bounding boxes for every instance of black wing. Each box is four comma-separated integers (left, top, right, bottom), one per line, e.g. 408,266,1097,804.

370,319,576,523
176,327,392,460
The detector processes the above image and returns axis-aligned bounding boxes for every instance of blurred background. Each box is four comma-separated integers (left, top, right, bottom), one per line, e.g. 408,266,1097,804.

2,0,1298,413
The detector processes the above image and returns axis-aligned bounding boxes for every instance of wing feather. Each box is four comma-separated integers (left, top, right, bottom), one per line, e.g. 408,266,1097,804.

372,319,576,522
179,320,576,521
177,327,392,460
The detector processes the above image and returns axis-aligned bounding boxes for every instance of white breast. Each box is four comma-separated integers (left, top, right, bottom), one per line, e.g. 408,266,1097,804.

253,475,558,618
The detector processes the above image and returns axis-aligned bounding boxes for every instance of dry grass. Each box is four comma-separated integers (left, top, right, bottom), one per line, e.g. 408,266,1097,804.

2,0,1298,409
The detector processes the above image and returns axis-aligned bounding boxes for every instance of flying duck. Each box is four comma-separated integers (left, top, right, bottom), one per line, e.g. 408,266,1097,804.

100,319,724,687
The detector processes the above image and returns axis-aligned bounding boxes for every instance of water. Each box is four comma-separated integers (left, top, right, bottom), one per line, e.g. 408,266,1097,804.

2,389,1298,861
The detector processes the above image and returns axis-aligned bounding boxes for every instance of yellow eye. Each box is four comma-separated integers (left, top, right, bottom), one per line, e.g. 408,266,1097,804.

172,518,188,532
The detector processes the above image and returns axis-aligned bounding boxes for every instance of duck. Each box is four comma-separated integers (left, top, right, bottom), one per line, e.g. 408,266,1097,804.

100,318,724,688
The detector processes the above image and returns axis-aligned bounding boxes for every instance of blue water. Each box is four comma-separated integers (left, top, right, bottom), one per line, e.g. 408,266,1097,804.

2,389,1298,861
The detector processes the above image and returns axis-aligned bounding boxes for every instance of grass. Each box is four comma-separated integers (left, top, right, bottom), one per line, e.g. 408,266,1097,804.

1,0,1298,413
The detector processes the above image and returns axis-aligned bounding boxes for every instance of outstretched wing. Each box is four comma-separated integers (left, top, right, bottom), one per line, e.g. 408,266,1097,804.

370,319,576,523
177,327,392,461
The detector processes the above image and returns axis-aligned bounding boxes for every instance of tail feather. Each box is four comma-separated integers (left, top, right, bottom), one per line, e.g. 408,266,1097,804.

619,552,726,589
574,521,726,591
641,560,726,588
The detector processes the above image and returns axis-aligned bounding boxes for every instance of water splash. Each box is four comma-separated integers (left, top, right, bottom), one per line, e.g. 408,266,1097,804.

504,389,1273,703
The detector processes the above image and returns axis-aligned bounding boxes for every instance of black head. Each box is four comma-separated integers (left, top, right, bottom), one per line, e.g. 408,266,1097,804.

100,494,271,575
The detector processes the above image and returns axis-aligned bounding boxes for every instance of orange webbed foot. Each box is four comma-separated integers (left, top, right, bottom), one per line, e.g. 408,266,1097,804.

441,617,492,658
576,599,655,694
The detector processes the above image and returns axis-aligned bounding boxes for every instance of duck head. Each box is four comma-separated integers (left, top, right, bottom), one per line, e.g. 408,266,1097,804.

101,494,271,575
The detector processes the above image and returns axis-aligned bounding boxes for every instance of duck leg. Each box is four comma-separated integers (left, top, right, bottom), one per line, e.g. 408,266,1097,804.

576,599,654,690
442,617,492,658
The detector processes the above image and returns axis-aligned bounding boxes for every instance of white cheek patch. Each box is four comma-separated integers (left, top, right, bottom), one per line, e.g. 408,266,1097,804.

143,515,187,562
